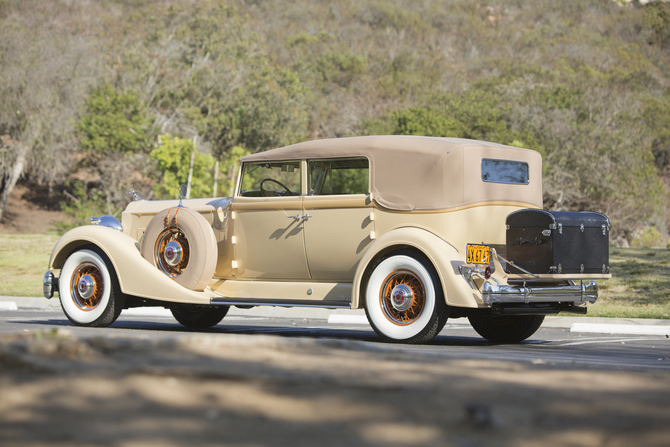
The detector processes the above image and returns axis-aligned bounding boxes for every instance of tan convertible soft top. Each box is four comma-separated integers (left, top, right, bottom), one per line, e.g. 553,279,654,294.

242,136,543,211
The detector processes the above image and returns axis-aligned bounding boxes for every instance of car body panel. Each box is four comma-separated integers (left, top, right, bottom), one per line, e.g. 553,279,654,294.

302,194,374,281
48,225,216,304
351,226,481,309
232,196,310,280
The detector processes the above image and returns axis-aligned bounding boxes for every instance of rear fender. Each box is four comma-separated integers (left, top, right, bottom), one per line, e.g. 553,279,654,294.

48,226,215,304
352,227,480,309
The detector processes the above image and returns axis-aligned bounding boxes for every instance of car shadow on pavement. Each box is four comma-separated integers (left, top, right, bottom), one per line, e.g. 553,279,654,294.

13,316,498,347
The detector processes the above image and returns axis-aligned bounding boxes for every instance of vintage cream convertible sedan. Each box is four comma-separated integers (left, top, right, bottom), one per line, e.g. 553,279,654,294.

43,136,611,343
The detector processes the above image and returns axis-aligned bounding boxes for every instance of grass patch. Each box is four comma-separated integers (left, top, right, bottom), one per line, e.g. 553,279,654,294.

1,234,669,319
0,233,60,297
589,247,670,319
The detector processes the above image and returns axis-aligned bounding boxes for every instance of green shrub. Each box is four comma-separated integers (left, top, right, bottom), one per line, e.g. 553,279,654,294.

631,226,663,248
150,134,215,200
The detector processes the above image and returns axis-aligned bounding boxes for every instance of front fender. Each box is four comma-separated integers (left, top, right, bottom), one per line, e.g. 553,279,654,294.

48,226,215,304
352,227,481,310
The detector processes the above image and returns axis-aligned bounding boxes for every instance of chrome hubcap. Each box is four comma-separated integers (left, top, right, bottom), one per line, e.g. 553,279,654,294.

164,241,183,267
155,229,190,277
380,269,426,325
390,283,414,312
77,274,96,299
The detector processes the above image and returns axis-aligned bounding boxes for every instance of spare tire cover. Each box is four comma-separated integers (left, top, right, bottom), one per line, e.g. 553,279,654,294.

140,207,217,291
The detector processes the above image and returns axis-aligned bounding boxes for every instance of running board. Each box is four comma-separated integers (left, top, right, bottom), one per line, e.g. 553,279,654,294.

210,298,351,309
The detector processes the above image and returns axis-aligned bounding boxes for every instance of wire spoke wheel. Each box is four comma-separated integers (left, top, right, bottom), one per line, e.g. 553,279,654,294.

70,262,104,310
154,229,190,277
380,270,426,325
364,249,448,343
60,248,124,327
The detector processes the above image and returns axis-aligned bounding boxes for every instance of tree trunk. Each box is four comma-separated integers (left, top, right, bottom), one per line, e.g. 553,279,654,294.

0,147,27,223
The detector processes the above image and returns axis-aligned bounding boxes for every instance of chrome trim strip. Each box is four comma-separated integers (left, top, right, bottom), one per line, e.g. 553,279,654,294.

482,281,598,306
210,298,351,309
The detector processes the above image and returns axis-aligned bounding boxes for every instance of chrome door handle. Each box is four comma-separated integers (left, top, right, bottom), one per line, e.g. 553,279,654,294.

302,214,313,221
287,215,301,220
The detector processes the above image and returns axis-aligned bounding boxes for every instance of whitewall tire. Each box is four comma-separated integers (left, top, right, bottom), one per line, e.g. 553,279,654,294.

59,248,124,327
364,249,448,344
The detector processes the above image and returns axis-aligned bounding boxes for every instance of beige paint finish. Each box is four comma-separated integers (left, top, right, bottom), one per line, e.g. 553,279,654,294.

302,194,374,281
48,225,215,305
209,279,351,302
231,196,310,280
462,145,542,207
351,226,481,309
122,197,230,241
373,203,534,258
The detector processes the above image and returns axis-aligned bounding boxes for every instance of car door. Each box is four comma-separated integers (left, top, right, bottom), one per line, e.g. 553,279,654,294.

303,157,375,281
231,160,311,280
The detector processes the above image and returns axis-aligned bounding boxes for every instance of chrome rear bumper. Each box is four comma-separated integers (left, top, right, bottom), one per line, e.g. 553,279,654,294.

481,280,597,306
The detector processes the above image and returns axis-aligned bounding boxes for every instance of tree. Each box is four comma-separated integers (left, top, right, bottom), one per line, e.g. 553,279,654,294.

77,84,153,154
0,1,97,222
70,84,155,217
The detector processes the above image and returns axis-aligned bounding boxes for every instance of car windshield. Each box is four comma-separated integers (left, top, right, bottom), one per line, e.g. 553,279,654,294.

239,161,301,197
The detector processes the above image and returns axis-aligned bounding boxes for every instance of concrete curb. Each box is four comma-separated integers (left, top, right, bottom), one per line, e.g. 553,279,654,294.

3,296,669,334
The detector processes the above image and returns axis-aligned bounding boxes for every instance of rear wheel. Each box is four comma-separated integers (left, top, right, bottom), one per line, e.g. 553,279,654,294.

468,315,544,343
59,247,124,327
171,306,229,329
364,249,448,344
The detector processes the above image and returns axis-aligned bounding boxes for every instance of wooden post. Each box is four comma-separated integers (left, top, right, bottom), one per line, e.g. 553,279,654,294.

186,136,195,199
213,160,219,198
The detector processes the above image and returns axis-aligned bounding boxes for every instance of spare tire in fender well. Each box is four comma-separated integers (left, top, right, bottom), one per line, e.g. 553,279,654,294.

140,207,217,291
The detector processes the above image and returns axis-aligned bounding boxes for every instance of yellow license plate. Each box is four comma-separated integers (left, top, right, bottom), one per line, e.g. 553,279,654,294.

466,244,490,264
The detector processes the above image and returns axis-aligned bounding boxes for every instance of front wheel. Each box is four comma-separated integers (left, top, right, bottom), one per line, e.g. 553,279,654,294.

171,306,229,329
59,247,125,327
364,249,448,344
468,315,545,343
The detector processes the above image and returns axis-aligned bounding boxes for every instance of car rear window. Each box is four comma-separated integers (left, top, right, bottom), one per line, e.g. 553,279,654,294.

481,158,529,185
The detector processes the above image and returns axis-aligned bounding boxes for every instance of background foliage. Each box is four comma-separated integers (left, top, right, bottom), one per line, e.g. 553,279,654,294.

0,0,669,243
150,134,214,200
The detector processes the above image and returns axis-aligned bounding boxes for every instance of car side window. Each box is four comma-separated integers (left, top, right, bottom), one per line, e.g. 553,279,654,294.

238,161,301,197
308,157,369,195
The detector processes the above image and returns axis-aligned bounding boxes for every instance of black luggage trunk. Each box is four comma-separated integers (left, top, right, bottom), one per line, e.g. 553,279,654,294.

505,210,610,275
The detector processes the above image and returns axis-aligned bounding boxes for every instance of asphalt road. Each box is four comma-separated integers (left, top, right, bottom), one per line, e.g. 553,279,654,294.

2,309,669,371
